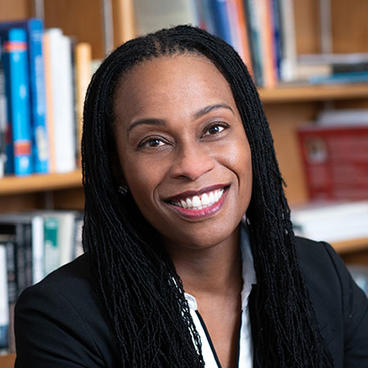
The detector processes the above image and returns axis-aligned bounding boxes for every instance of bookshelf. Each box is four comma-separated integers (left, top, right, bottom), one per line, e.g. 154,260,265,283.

0,170,81,195
0,0,368,246
0,0,368,362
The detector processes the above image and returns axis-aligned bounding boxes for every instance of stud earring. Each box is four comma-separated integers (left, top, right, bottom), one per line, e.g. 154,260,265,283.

118,185,128,195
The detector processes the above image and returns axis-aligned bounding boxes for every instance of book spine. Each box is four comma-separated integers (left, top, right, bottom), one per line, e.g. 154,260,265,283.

0,57,6,178
210,0,233,46
279,0,297,81
114,0,136,45
15,223,26,295
26,19,49,174
271,0,283,79
199,0,216,34
234,0,253,75
244,0,264,86
47,30,76,173
43,31,56,173
5,240,16,353
74,42,91,167
44,216,59,275
32,215,44,284
1,28,32,176
0,244,9,349
24,223,33,287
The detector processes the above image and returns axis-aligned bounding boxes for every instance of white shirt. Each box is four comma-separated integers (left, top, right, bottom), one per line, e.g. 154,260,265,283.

184,226,256,367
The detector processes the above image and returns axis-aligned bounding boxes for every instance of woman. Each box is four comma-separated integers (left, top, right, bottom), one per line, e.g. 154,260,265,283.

15,26,368,367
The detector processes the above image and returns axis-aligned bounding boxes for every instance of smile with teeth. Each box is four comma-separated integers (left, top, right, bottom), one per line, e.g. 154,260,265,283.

170,189,225,210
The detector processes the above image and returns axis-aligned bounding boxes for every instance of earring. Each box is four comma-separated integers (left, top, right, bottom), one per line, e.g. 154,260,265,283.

118,185,128,195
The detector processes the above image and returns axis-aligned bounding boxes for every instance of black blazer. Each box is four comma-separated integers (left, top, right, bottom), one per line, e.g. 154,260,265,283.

14,237,368,367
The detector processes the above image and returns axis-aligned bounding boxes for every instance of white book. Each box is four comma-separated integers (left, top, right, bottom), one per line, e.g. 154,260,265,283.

0,244,9,348
280,0,297,81
292,201,368,243
32,215,44,284
134,0,199,35
317,109,368,126
58,212,77,267
46,29,76,173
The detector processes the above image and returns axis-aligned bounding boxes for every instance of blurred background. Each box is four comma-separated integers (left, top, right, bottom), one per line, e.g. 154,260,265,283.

0,0,368,361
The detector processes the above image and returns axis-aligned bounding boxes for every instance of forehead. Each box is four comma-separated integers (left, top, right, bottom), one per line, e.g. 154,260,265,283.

113,54,237,121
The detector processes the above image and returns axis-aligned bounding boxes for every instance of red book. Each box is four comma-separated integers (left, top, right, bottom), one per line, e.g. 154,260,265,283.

298,125,368,200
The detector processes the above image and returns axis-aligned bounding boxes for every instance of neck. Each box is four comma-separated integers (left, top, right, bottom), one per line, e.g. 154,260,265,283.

166,227,242,297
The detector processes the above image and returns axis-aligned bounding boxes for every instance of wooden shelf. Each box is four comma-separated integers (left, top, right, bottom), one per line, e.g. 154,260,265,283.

332,237,368,254
259,83,368,103
0,353,16,367
0,170,82,195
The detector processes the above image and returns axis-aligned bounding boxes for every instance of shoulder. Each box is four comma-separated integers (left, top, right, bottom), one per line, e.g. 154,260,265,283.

16,253,98,320
15,254,118,367
294,237,368,366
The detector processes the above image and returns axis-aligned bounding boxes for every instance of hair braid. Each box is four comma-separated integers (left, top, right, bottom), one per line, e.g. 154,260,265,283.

82,25,333,367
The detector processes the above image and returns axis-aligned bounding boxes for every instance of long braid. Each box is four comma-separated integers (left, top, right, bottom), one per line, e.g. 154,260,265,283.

82,25,333,367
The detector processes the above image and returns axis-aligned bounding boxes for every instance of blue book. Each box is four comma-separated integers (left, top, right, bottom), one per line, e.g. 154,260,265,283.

243,0,264,86
272,0,282,80
1,28,33,176
198,0,216,34
308,72,368,84
209,0,233,46
0,19,48,174
0,53,7,178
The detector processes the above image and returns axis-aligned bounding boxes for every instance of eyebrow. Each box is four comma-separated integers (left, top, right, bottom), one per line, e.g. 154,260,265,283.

127,103,234,133
193,103,234,119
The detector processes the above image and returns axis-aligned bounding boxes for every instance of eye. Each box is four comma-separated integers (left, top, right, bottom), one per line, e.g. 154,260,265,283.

202,122,229,137
138,137,167,150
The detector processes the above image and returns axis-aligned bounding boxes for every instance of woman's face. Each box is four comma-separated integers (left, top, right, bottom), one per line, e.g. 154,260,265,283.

113,54,252,250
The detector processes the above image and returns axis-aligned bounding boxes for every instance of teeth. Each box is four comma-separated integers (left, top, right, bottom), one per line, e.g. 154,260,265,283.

192,196,201,207
173,188,225,210
201,193,209,206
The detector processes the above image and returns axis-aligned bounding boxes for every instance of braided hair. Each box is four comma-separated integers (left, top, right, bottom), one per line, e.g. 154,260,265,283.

82,25,333,367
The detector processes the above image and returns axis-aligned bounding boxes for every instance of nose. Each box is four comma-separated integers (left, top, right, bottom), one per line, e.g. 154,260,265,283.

169,142,215,181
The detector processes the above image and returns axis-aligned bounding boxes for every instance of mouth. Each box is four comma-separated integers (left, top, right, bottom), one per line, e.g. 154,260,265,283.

164,184,230,219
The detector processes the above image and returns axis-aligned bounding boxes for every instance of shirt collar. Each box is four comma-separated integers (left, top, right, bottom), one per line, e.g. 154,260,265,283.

184,223,257,310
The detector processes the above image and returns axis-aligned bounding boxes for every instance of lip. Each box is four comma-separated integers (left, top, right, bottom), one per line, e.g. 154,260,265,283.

163,183,229,202
165,186,229,220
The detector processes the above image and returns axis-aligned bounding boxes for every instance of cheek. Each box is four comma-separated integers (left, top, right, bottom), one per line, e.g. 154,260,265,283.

121,153,165,210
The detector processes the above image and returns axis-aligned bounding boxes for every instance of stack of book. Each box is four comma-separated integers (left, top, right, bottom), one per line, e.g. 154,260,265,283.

0,18,93,178
0,210,83,353
134,0,297,88
291,200,368,244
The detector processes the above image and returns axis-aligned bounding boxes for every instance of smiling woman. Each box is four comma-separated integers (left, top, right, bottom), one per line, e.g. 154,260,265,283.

14,26,368,368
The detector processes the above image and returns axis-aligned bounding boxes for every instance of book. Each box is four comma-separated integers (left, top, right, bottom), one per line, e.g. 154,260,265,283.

279,0,297,81
43,216,59,276
1,28,33,176
196,0,216,34
298,123,368,200
244,0,264,86
134,0,200,35
113,0,136,45
291,201,368,243
0,19,49,174
233,0,253,74
44,28,76,173
1,234,16,353
74,42,92,166
210,0,233,47
0,57,6,178
0,219,32,297
259,0,277,87
0,243,9,349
